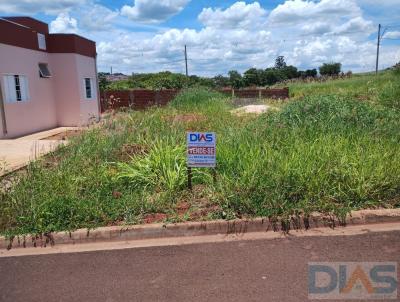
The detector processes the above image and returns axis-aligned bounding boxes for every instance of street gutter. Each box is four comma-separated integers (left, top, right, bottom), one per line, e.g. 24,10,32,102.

1,208,400,251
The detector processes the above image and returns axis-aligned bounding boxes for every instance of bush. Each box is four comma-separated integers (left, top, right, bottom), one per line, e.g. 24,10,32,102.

228,70,244,88
169,88,227,111
115,141,186,191
319,63,342,76
378,71,400,109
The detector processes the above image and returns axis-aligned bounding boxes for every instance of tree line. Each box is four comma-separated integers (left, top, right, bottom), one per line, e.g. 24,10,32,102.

222,57,342,88
99,57,343,90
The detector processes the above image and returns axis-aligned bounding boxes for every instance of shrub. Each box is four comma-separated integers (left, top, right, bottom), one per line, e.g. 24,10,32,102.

378,71,400,109
115,141,186,191
319,62,342,76
228,70,244,88
169,88,226,111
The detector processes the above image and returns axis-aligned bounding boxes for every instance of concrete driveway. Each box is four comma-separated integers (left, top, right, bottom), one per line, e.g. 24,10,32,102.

0,127,78,176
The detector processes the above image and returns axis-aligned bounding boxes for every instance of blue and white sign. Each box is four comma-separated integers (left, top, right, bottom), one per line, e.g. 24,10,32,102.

187,132,216,168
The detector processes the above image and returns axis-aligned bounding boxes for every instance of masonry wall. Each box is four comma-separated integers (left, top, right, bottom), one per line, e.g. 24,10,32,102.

100,90,180,112
100,88,289,112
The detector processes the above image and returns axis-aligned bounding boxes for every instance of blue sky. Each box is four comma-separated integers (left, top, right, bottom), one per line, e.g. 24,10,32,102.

1,0,399,76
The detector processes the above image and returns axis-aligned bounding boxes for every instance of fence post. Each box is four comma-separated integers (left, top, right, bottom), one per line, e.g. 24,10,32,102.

155,90,160,106
232,89,235,98
129,90,134,109
258,89,262,99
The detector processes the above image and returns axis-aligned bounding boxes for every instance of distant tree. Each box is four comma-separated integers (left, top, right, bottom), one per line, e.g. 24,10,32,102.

298,69,317,78
305,69,317,77
259,68,288,86
298,70,306,78
98,73,110,91
213,75,230,88
228,70,244,88
282,65,298,79
262,69,281,86
319,63,342,76
244,68,263,86
197,76,215,88
275,56,287,69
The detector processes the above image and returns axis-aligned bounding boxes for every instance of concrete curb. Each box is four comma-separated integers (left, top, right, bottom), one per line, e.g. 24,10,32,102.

2,208,400,250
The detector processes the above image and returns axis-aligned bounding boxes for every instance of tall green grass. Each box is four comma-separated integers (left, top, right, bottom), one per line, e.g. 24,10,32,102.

283,71,400,109
1,72,399,236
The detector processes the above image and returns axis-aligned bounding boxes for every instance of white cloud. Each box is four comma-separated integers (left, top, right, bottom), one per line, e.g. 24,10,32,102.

198,2,267,29
333,16,374,34
385,31,400,39
0,0,85,15
301,22,332,35
79,4,118,31
121,0,190,24
50,12,78,33
43,0,395,75
269,0,361,25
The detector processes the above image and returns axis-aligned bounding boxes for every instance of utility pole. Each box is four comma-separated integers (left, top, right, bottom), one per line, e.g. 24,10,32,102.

184,45,189,77
376,24,381,75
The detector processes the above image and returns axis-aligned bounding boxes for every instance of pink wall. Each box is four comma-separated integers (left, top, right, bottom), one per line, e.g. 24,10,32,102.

49,53,81,126
50,53,99,126
0,97,4,136
75,54,100,125
0,43,57,138
0,44,100,139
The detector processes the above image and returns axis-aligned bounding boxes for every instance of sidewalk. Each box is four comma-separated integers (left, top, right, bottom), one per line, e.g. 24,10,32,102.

0,127,79,176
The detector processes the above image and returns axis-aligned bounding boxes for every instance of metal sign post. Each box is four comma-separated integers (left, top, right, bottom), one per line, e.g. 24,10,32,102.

186,132,216,190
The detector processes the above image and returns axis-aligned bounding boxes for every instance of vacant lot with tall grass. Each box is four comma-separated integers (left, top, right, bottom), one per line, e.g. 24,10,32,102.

1,70,399,237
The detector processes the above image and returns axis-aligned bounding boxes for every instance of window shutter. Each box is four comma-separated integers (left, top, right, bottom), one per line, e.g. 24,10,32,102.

38,33,46,50
4,75,16,102
83,79,86,99
20,76,29,101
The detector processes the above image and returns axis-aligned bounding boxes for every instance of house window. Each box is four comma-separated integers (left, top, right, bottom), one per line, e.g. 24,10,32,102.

84,78,93,99
39,63,51,78
38,33,46,50
14,75,22,101
3,75,29,103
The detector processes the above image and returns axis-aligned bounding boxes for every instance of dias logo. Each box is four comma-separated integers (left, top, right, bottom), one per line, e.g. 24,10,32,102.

189,133,213,142
308,262,398,300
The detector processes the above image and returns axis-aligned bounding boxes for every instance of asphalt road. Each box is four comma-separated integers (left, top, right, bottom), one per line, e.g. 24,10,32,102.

1,230,399,302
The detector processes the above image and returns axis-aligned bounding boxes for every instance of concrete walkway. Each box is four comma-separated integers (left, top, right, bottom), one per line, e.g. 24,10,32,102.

0,127,79,176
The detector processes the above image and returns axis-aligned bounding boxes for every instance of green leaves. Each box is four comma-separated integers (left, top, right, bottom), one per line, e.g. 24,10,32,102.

115,141,187,192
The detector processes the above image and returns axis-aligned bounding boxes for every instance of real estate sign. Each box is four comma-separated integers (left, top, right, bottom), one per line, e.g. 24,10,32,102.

187,132,216,168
